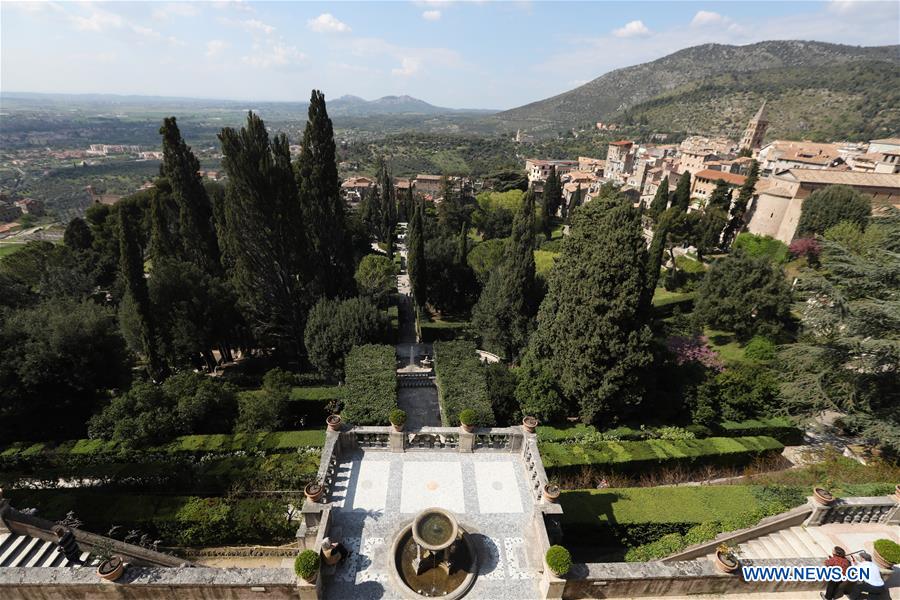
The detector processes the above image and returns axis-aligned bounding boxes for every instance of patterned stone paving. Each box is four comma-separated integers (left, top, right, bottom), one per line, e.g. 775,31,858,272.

323,450,540,599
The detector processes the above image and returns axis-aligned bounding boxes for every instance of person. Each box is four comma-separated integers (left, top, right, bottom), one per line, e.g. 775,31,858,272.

849,551,886,600
321,537,350,566
821,546,850,600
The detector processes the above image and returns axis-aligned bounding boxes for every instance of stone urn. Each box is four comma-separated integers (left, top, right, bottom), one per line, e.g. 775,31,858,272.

522,416,539,434
304,481,325,503
543,483,561,503
97,556,125,582
326,414,342,432
813,487,834,506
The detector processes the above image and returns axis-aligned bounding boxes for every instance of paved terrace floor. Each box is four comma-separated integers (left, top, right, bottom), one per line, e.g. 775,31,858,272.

323,450,540,599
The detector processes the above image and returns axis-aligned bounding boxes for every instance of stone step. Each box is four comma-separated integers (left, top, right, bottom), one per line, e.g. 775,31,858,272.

757,535,788,558
24,541,55,568
805,526,837,555
0,535,28,566
7,536,40,567
742,539,771,559
788,527,828,557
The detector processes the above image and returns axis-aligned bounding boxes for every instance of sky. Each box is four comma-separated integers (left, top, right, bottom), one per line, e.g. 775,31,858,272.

1,1,898,110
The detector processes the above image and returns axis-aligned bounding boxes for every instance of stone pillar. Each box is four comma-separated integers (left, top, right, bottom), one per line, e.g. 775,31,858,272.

540,567,566,600
885,499,900,525
459,432,474,453
390,430,405,452
804,498,831,526
297,575,322,600
0,496,9,533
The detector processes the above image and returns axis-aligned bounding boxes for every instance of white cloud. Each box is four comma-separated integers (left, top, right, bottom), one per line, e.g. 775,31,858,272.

241,42,305,68
244,18,275,34
167,36,187,48
307,13,351,33
152,3,200,20
70,9,124,32
612,20,650,38
691,11,726,27
422,10,442,21
392,57,422,77
206,40,228,58
131,25,162,39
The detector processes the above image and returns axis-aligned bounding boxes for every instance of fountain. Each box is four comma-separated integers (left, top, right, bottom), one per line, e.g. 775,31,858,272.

391,508,477,598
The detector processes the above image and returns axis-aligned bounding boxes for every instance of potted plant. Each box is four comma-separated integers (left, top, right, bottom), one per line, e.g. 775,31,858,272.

94,540,125,582
390,409,407,432
813,486,835,506
294,549,321,584
543,482,561,503
894,484,900,502
545,545,571,578
459,409,476,433
522,416,539,434
873,539,900,570
714,543,739,574
326,414,342,432
304,480,325,503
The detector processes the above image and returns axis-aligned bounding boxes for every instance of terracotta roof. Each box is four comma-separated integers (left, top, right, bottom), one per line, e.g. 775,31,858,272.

870,138,900,145
609,140,634,147
416,174,443,181
779,169,900,188
694,169,747,186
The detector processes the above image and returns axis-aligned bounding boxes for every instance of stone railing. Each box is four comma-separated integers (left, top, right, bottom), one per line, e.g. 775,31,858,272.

336,425,524,454
806,495,900,526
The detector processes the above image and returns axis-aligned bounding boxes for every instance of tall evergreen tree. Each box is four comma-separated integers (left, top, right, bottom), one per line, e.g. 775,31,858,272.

672,171,692,212
118,201,167,380
641,209,672,312
540,167,561,238
218,112,307,358
295,90,353,297
159,117,221,273
516,194,654,423
696,180,732,260
722,160,759,249
471,190,537,360
376,158,396,257
408,199,427,308
648,179,670,221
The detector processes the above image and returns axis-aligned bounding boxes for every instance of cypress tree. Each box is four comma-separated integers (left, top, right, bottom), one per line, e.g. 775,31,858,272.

159,117,221,273
641,209,672,312
408,199,427,308
218,112,307,358
696,180,732,260
376,158,396,257
517,193,654,423
118,201,167,380
540,166,561,238
672,171,692,212
648,179,670,220
471,190,537,360
722,160,759,248
295,90,353,297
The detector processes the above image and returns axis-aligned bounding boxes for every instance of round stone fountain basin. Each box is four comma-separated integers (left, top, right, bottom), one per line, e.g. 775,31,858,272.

413,508,459,551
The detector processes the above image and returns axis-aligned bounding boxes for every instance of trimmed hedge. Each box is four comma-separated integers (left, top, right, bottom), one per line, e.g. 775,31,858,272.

536,419,802,446
719,417,804,446
4,490,296,546
341,344,397,425
540,435,784,476
433,341,495,427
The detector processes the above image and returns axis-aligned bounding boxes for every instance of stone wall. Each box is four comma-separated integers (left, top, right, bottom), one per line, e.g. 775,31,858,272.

0,567,300,600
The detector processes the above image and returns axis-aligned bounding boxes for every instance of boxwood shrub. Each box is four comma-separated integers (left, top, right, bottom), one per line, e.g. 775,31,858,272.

717,417,803,445
540,435,784,476
433,341,495,427
341,344,397,425
545,545,572,576
874,539,900,565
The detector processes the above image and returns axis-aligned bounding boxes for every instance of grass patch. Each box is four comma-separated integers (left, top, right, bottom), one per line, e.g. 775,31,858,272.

0,243,26,260
290,386,341,402
704,328,747,364
534,250,559,276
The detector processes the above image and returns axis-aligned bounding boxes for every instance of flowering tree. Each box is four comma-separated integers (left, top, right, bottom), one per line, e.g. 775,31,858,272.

666,335,724,372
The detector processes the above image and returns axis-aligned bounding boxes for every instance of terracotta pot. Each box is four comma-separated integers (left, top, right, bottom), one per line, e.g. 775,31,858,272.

894,484,900,502
304,481,325,503
522,416,539,434
874,546,895,570
813,487,834,506
543,483,561,503
460,423,475,433
97,557,125,582
326,414,342,432
391,421,404,432
302,570,318,584
714,551,739,574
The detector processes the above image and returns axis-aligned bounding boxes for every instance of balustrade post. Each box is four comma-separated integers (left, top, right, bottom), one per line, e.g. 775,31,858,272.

459,431,474,453
390,430,405,453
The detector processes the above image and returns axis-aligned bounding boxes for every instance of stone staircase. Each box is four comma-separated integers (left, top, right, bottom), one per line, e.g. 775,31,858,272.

734,526,832,560
0,532,97,568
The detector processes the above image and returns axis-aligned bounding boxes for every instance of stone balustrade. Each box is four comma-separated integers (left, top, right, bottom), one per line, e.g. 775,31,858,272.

806,495,900,526
336,425,524,454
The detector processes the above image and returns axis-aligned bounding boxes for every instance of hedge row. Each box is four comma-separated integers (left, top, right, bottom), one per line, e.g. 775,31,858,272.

433,340,495,427
0,430,325,465
539,435,784,476
341,344,397,425
536,418,802,446
4,490,296,547
719,417,804,445
420,319,471,343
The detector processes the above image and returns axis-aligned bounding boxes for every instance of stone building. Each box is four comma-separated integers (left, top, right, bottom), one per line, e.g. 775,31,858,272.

690,169,747,203
604,141,635,182
739,101,769,152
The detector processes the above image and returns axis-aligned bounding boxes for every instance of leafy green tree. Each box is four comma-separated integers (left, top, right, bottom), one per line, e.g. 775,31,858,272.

696,180,732,260
648,181,670,221
295,90,354,297
732,233,789,264
234,368,292,433
63,217,93,251
437,177,473,236
722,160,759,248
516,194,655,423
642,210,672,308
355,254,398,307
0,298,131,443
218,112,307,358
823,220,886,255
471,190,537,359
425,233,478,314
672,171,692,212
693,251,792,340
118,200,167,380
407,199,427,308
796,185,871,237
303,297,388,381
485,362,519,425
375,158,396,257
540,167,561,238
467,238,507,284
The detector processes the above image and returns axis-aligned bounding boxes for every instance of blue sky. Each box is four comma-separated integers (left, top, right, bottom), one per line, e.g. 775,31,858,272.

2,1,898,109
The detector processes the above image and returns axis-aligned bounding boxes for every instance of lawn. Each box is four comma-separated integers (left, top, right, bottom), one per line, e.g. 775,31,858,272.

704,328,747,364
0,243,26,260
651,288,696,308
291,386,341,402
534,250,559,276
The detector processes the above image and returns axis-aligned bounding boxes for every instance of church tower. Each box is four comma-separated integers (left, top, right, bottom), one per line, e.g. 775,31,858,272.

739,101,769,152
